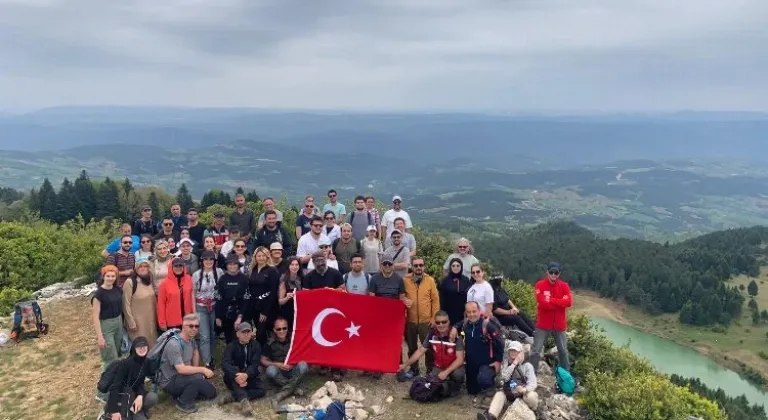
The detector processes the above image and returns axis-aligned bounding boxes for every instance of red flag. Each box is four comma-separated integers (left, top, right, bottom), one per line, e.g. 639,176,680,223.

285,288,406,373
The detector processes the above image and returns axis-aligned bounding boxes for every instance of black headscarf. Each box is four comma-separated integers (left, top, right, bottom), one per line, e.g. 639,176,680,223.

439,258,472,325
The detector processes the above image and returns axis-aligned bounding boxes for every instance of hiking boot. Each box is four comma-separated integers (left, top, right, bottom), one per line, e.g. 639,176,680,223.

216,393,235,406
175,402,198,414
239,399,254,417
271,374,289,387
477,411,496,420
274,389,292,402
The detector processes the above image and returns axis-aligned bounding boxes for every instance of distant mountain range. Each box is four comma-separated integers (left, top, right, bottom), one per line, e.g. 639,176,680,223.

2,107,768,241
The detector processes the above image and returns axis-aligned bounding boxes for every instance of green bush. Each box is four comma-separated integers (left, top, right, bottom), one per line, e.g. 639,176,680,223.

0,287,33,315
502,279,537,319
582,371,726,420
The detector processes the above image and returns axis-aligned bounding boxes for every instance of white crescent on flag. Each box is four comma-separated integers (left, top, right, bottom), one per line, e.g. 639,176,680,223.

312,307,345,347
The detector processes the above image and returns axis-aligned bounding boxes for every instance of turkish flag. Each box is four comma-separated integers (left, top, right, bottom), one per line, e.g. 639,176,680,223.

285,288,406,373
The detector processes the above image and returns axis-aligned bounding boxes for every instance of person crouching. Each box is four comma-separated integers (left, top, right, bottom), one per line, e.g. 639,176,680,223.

219,322,266,417
477,340,538,420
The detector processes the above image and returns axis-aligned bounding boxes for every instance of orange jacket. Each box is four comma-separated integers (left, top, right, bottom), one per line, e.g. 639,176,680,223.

157,260,194,329
403,273,440,324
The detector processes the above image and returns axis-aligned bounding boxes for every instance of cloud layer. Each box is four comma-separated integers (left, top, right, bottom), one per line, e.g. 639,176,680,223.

1,0,767,111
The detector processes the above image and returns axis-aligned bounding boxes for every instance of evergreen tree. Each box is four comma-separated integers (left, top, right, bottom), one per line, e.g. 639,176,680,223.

73,170,97,222
235,186,245,195
679,301,695,324
752,310,761,325
245,190,260,203
175,183,194,212
95,177,120,219
119,177,139,220
36,178,58,221
147,191,160,216
761,309,768,323
748,298,758,311
748,279,759,297
200,191,214,210
54,178,79,223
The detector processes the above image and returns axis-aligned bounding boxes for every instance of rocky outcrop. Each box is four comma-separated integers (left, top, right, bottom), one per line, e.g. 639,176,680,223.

537,394,584,420
33,281,96,302
501,399,537,420
281,381,393,420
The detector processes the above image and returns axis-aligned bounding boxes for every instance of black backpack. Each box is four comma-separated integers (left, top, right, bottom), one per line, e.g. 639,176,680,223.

409,375,446,402
347,211,373,227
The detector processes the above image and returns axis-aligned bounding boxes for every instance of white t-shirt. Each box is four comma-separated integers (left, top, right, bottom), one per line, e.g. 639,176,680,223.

381,209,413,237
296,233,329,257
468,282,494,315
307,259,339,271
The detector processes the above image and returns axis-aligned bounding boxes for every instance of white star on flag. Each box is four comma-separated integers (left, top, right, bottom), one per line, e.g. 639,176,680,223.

345,321,361,338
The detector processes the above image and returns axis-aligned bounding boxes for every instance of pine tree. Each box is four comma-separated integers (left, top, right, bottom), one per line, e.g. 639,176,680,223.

148,192,160,216
748,298,758,311
235,186,245,195
35,178,58,221
74,170,97,222
761,309,768,323
54,178,79,223
748,279,759,297
245,190,260,203
95,177,121,220
175,183,194,212
119,177,139,220
200,191,214,210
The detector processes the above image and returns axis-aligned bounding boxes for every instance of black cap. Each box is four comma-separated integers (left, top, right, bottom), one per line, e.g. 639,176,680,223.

201,250,216,260
213,211,225,218
225,253,242,266
142,205,152,211
172,258,185,267
132,336,149,349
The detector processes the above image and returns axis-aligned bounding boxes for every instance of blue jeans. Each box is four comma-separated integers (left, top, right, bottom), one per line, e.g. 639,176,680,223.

265,361,309,380
196,304,216,365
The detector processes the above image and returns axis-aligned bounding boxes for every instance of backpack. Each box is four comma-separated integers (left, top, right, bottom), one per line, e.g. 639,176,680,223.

146,328,182,382
332,238,361,255
11,301,47,341
555,366,577,396
325,400,346,420
97,359,123,393
343,272,370,290
462,317,502,358
348,211,373,227
409,375,446,402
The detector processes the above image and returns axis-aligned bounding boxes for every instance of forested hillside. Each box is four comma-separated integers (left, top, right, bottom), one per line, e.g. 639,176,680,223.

475,221,768,326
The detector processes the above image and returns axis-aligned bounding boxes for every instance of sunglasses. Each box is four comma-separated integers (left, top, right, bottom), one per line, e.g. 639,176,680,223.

274,327,288,332
163,223,173,226
235,245,246,248
382,262,393,266
122,241,133,245
412,263,424,267
325,217,334,220
312,224,323,228
185,324,200,329
435,320,449,325
141,240,151,243
548,270,560,275
471,270,481,274
305,205,314,208
329,194,337,198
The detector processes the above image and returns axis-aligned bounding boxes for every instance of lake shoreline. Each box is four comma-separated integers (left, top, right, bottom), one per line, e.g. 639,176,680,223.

572,290,768,392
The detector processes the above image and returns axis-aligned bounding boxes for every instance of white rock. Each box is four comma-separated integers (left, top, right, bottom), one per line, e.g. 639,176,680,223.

345,401,364,410
370,405,382,415
415,414,421,418
354,408,369,420
325,381,339,398
538,362,553,376
352,390,366,402
311,385,328,401
313,395,334,411
385,396,394,404
501,399,536,420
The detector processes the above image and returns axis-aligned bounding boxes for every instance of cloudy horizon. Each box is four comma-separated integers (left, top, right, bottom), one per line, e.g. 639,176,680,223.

1,0,767,113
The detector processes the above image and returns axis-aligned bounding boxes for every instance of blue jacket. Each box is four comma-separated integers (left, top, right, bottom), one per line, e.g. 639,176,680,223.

105,235,140,254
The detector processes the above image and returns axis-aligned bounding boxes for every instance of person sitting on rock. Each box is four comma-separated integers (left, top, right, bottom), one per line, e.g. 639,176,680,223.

219,322,266,416
399,310,465,396
477,340,538,420
261,318,309,402
449,302,504,397
102,336,159,420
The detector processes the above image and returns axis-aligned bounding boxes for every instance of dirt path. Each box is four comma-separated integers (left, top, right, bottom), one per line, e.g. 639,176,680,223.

0,298,481,420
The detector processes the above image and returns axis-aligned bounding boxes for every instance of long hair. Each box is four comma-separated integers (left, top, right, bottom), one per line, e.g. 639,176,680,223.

279,256,305,290
250,246,272,273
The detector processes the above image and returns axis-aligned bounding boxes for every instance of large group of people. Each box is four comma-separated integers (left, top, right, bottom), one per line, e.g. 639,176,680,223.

93,190,573,420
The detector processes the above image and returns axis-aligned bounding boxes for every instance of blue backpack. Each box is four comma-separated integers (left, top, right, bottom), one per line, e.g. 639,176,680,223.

325,400,346,420
555,366,577,396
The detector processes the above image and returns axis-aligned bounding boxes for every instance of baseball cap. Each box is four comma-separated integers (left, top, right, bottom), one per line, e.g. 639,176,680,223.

547,262,561,272
318,237,331,247
381,255,394,264
236,322,253,333
178,238,194,247
201,250,216,261
505,340,523,353
366,225,377,232
213,211,225,218
135,257,151,268
392,195,402,202
171,258,185,267
270,242,283,251
225,253,242,266
390,229,402,237
141,205,152,211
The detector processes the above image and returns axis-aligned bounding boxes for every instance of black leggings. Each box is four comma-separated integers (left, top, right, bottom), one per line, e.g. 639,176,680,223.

496,312,535,336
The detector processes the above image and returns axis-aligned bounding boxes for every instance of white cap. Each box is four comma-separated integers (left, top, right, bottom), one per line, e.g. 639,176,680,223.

366,225,377,232
505,340,523,352
318,237,332,247
178,238,194,246
392,195,402,202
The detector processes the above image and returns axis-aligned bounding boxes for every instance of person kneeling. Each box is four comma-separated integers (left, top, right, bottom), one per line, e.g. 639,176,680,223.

219,322,266,416
399,310,465,396
103,337,159,420
156,314,217,414
478,340,538,420
261,318,309,402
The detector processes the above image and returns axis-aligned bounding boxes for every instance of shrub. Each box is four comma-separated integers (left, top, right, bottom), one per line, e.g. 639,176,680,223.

0,287,33,315
502,279,537,319
582,371,725,420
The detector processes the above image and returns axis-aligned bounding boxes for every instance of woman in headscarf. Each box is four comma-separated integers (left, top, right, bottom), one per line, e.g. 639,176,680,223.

122,258,158,347
490,276,536,336
439,258,472,325
103,336,159,420
278,257,304,328
151,239,172,289
92,265,124,403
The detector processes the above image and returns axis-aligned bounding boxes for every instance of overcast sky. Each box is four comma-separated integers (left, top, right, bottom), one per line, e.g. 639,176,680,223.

1,0,767,112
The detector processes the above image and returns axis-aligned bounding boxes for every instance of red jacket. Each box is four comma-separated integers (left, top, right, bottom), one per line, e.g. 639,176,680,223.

157,260,194,329
535,278,572,331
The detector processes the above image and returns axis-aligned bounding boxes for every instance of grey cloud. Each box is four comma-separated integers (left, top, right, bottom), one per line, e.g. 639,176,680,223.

0,0,767,111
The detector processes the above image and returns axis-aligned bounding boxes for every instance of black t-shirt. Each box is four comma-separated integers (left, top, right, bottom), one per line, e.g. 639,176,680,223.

305,268,343,290
94,286,123,320
493,287,512,311
187,223,206,246
369,273,405,299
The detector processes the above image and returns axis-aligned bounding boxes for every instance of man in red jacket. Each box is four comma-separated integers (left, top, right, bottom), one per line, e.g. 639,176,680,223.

530,262,572,373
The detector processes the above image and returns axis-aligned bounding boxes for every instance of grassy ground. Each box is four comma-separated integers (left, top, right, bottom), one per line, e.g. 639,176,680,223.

0,298,484,420
572,277,768,389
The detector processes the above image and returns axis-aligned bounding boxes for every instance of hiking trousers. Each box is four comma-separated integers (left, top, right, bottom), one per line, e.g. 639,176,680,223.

164,373,217,407
405,322,433,374
224,374,267,402
430,366,465,394
530,329,569,372
99,316,123,370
